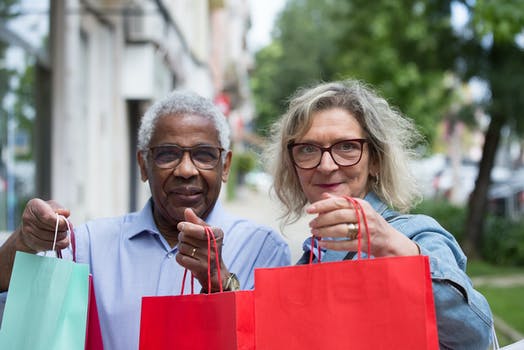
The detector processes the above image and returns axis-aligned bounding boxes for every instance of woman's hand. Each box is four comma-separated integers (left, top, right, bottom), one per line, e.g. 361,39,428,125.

306,193,419,257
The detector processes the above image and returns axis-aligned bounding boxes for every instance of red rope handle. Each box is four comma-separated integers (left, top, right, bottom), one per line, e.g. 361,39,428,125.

180,226,223,295
205,227,212,293
343,196,371,259
308,236,322,263
206,226,223,293
181,269,188,294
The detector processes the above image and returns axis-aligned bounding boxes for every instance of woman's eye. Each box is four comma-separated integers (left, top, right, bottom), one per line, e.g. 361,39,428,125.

300,145,317,154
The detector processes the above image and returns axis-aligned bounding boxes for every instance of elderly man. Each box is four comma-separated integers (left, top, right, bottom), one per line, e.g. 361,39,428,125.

0,91,291,349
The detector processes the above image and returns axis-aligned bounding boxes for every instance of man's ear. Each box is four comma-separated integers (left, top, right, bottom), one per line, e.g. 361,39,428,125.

137,151,148,182
221,150,233,183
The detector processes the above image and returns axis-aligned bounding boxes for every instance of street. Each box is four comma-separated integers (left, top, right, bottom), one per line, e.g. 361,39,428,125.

221,186,311,263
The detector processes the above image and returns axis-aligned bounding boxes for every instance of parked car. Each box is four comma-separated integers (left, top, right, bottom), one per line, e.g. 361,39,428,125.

488,168,524,220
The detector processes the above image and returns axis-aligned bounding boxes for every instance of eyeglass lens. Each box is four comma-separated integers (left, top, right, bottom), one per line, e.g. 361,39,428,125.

150,145,222,170
290,139,366,169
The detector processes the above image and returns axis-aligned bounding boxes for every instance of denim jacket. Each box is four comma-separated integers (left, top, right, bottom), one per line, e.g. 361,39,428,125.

298,192,494,350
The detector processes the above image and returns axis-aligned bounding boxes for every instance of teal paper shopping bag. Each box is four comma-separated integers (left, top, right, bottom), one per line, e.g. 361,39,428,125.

0,251,90,350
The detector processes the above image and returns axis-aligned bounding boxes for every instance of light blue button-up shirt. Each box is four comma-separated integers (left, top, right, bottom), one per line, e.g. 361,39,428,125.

299,192,494,350
1,199,290,350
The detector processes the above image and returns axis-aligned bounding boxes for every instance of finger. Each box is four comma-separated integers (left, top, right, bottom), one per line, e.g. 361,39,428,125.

318,239,363,252
175,252,210,280
183,208,207,226
178,241,200,259
311,222,356,239
308,208,357,230
20,200,70,250
46,200,71,218
306,194,354,214
25,199,70,233
177,221,209,242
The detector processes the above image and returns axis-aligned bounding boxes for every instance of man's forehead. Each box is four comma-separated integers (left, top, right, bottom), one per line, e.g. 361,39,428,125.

153,114,220,144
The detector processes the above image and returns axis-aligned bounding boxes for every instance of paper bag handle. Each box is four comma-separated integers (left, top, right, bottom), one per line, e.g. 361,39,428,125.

308,196,371,263
180,226,223,295
343,196,371,259
53,214,76,261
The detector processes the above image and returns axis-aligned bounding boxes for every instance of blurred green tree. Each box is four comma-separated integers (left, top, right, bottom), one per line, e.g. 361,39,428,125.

458,0,524,257
251,0,341,135
251,0,524,258
251,0,460,142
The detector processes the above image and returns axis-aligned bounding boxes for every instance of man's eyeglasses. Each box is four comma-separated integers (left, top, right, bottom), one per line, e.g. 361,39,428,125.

148,145,224,170
288,139,367,169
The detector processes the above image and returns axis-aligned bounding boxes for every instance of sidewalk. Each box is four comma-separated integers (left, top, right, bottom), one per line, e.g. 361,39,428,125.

221,186,310,263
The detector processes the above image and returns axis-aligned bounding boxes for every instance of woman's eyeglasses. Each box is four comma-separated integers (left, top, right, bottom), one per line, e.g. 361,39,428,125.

288,139,367,169
148,145,224,170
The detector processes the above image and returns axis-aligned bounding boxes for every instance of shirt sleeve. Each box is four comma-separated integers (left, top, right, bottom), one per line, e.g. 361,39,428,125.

223,221,291,291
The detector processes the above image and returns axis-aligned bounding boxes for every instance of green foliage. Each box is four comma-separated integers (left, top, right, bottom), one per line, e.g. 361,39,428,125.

466,260,524,277
472,0,524,42
413,200,524,266
412,199,466,242
250,0,347,135
251,0,461,144
235,151,257,174
457,0,524,136
477,286,524,336
482,216,524,266
225,151,258,200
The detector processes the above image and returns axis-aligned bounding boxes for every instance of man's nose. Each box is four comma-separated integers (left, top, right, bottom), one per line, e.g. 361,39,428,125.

173,151,199,177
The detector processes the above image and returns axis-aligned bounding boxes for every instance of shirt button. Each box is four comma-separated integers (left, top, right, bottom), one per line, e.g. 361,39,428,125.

167,253,174,259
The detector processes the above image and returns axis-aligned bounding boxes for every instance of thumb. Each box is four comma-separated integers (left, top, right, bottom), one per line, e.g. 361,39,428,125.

183,208,207,226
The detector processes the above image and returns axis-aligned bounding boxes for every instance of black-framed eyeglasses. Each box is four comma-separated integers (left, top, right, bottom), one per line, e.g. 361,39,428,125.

148,144,224,170
288,139,367,170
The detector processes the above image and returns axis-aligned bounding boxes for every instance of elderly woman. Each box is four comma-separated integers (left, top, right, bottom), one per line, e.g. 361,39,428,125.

265,79,494,349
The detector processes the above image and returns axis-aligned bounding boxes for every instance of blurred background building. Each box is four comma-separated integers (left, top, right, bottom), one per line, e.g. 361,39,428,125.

0,0,255,230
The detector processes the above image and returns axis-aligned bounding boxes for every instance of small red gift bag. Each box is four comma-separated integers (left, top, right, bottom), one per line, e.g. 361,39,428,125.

139,226,255,350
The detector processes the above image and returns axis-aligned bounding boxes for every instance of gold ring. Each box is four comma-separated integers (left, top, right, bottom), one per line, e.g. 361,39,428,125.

347,223,359,240
191,247,197,257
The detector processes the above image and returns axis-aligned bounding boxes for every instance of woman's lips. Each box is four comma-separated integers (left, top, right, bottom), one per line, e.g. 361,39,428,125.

316,183,342,191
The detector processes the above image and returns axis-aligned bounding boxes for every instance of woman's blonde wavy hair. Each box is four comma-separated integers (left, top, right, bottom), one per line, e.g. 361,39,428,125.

264,79,424,225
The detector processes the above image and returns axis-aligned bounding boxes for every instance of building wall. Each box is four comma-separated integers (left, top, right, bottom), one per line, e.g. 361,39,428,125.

45,0,256,224
49,0,219,224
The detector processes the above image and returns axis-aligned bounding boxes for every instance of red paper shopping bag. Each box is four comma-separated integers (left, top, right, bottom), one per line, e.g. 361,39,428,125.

254,196,438,350
70,222,104,350
254,256,438,350
139,227,255,350
139,290,254,350
86,275,103,350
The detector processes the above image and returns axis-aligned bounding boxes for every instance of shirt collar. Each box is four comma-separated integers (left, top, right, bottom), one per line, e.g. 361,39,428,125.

125,198,226,240
125,199,161,240
364,191,386,212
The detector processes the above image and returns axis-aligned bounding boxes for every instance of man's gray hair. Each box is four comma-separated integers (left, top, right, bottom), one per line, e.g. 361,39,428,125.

137,90,231,157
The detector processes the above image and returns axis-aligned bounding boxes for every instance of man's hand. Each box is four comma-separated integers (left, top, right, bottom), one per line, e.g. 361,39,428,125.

18,198,71,253
176,208,231,293
0,198,70,291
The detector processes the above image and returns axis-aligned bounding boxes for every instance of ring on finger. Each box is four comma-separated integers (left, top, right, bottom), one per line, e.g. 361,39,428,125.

190,247,197,257
346,223,359,240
